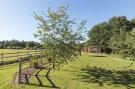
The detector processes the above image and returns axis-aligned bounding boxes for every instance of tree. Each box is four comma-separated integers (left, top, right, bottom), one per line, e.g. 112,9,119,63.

88,16,134,56
108,16,132,54
124,28,135,59
88,22,111,54
131,18,135,28
109,29,128,57
34,5,86,69
108,16,132,34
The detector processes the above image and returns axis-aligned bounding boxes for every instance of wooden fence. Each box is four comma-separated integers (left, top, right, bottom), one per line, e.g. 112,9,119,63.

0,50,44,66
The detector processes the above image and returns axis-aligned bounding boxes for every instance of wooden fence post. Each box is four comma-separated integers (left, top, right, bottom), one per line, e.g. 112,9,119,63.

29,54,32,68
25,74,29,84
18,59,22,84
36,50,37,54
27,51,29,57
40,51,42,64
1,53,3,61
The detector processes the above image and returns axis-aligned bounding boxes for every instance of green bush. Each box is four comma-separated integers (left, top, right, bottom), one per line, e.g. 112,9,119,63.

29,56,39,68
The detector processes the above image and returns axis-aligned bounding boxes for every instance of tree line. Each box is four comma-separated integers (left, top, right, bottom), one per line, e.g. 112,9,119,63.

88,16,135,58
0,39,42,49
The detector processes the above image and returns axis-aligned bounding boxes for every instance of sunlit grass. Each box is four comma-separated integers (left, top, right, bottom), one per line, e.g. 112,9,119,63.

0,63,29,89
4,54,135,89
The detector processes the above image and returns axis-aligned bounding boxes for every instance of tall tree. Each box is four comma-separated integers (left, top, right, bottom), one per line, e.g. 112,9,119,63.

88,22,111,53
108,16,132,54
34,5,86,69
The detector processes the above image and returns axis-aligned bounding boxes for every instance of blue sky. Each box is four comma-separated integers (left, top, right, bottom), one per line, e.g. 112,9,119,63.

0,0,135,41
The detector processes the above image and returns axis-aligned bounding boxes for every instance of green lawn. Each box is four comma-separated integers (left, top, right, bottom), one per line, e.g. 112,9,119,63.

0,49,34,89
0,63,29,89
3,53,135,89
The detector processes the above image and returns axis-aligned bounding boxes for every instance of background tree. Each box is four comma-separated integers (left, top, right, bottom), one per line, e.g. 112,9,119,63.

108,16,132,55
34,5,86,69
131,18,135,28
0,40,41,49
88,16,134,57
88,22,111,54
124,28,135,59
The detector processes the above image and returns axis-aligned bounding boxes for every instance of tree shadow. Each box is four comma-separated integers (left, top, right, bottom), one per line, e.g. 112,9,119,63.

75,66,135,89
25,67,60,89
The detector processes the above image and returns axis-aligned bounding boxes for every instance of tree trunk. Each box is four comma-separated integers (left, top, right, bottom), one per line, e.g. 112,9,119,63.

53,62,55,69
52,59,56,69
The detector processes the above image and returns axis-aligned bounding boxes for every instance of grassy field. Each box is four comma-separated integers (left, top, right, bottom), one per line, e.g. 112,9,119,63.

0,63,29,89
2,53,135,89
0,49,35,89
0,49,32,53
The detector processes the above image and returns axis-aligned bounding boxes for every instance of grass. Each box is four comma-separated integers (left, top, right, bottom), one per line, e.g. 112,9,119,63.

0,49,31,53
3,53,135,89
0,63,29,89
0,49,34,89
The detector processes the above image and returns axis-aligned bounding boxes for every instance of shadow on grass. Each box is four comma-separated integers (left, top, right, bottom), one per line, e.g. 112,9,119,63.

25,67,60,89
75,66,135,89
